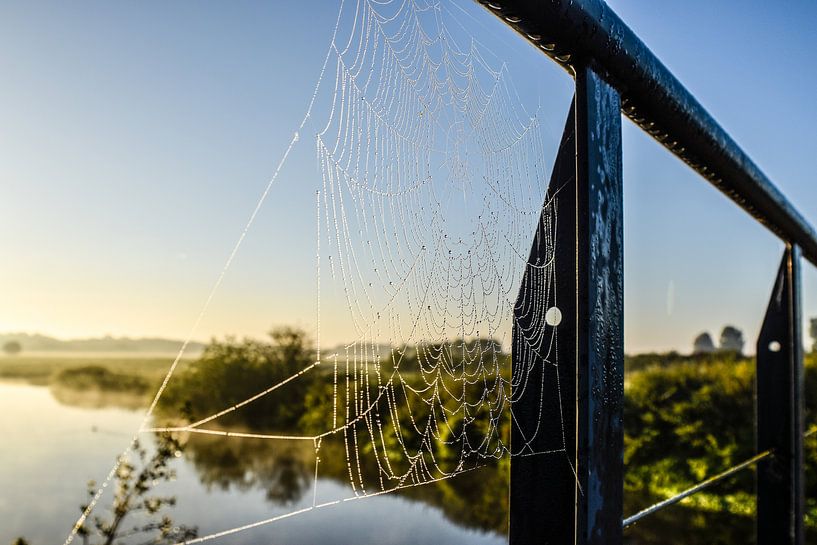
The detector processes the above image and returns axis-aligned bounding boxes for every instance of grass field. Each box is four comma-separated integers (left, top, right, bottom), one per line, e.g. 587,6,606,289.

0,355,182,386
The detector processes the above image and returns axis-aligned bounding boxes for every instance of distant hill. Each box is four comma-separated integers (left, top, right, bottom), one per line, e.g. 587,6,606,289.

0,332,205,355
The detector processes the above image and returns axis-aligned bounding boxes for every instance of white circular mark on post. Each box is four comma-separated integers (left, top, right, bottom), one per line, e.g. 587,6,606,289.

545,307,562,327
768,341,782,353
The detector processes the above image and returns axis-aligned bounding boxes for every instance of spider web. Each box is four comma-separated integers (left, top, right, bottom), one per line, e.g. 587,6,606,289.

64,1,570,543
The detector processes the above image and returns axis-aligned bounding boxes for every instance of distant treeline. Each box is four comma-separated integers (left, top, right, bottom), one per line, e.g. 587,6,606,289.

0,333,206,354
626,349,749,373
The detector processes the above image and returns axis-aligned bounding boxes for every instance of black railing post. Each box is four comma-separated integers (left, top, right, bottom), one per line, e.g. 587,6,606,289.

757,244,804,545
574,64,625,545
509,64,623,545
510,99,578,544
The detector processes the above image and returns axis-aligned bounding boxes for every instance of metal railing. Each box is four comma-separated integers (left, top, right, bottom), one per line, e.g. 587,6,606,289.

476,1,816,544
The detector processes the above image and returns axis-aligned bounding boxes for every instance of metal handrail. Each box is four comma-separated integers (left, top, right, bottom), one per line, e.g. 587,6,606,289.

478,0,817,266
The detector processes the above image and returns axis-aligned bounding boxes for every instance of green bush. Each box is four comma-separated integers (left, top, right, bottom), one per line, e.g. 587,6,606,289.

624,351,817,532
158,327,317,430
54,365,151,393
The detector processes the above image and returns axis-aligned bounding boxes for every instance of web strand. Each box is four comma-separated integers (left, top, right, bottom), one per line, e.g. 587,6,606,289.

64,1,569,544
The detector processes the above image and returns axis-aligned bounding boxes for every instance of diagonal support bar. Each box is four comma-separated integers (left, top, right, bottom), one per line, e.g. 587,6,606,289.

756,244,804,545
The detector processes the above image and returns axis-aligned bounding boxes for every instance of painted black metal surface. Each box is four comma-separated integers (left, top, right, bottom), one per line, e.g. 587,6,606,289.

510,65,623,545
574,65,624,545
756,245,805,545
478,0,814,540
475,0,817,267
510,97,577,544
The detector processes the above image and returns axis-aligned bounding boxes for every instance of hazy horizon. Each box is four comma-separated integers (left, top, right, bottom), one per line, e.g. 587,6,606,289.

0,327,795,357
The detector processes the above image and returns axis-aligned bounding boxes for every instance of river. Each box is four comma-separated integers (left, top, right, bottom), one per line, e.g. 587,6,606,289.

0,382,506,545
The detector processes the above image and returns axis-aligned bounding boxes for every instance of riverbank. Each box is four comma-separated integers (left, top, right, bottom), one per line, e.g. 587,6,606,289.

0,355,180,386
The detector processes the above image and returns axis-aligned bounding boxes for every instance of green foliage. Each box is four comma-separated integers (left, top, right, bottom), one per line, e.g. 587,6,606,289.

159,327,317,430
77,434,196,545
624,351,817,542
625,349,747,373
810,317,817,353
160,333,511,533
625,357,755,501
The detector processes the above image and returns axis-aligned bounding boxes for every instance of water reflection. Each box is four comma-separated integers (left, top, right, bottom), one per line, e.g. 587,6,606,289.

39,358,511,536
1,382,506,545
183,434,314,505
49,383,148,411
177,431,509,535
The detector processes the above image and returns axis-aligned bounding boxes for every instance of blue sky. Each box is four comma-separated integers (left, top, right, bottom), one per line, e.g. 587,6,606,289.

0,0,815,354
610,0,817,352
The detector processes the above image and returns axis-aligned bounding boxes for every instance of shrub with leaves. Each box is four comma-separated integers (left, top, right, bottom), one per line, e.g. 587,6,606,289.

159,327,316,430
77,434,196,545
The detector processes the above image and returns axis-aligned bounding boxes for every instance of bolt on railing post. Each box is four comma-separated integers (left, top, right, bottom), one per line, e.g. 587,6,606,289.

756,244,804,545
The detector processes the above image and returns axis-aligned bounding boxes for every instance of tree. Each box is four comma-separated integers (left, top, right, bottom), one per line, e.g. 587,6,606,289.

2,340,21,356
692,332,715,354
158,327,316,430
719,325,745,355
810,317,817,353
